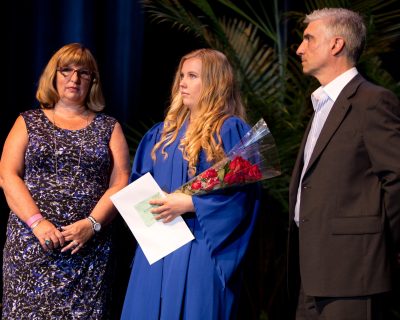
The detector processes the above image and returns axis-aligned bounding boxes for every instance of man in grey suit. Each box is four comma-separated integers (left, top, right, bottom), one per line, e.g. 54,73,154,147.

289,7,400,319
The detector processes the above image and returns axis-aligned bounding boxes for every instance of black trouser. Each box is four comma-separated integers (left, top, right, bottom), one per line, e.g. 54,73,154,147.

296,284,386,320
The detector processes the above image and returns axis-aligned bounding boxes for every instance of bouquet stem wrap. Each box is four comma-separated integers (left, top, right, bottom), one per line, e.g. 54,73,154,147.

178,118,281,196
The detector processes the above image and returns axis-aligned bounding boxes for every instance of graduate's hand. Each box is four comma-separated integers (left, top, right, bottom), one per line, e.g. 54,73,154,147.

150,192,194,223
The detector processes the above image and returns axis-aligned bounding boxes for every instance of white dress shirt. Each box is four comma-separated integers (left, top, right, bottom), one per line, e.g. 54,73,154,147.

294,67,359,226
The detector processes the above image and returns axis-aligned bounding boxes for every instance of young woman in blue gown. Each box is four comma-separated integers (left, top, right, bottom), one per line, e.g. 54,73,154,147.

121,48,261,320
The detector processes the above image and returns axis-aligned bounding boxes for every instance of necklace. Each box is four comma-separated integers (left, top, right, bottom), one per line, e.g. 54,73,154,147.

52,109,89,198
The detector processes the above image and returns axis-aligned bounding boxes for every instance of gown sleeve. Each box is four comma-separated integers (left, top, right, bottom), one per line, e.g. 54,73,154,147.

129,122,163,182
191,117,261,287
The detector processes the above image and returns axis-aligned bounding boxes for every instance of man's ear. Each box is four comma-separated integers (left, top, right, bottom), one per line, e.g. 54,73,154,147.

331,37,345,55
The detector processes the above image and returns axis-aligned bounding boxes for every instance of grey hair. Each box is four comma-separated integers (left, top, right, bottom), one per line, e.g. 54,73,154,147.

304,8,366,64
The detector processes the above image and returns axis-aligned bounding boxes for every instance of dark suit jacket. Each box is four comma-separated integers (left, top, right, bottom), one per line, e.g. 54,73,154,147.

289,74,400,297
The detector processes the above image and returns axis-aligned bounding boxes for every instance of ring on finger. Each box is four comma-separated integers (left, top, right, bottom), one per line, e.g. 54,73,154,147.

72,240,79,247
45,239,52,246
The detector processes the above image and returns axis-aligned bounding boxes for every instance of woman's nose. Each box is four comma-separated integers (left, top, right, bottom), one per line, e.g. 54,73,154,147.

70,70,81,83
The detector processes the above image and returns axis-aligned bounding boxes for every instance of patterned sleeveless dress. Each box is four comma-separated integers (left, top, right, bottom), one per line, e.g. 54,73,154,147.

2,109,117,319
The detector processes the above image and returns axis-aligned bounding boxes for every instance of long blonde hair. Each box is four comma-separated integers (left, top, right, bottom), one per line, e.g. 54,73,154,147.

36,43,105,112
152,48,246,175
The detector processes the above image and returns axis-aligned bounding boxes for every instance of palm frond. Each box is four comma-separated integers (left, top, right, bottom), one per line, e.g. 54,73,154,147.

216,0,279,44
123,120,156,163
304,0,348,11
142,0,208,38
220,18,281,113
360,56,400,95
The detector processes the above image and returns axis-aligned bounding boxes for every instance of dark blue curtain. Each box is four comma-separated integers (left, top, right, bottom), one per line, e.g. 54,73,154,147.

3,0,143,129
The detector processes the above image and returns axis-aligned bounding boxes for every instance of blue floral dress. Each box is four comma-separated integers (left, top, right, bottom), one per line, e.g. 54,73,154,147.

2,109,116,319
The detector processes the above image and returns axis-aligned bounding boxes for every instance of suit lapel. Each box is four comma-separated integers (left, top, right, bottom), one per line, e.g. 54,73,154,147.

304,74,364,176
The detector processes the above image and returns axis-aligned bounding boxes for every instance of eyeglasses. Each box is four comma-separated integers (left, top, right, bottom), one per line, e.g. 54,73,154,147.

57,66,93,81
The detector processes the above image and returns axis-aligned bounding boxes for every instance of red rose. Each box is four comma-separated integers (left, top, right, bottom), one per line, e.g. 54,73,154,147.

201,168,218,179
191,180,202,190
246,164,262,180
223,172,235,184
228,157,243,172
228,156,252,174
223,171,246,185
204,177,220,191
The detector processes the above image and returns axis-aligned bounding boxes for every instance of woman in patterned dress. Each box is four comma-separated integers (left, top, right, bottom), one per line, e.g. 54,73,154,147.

0,43,130,319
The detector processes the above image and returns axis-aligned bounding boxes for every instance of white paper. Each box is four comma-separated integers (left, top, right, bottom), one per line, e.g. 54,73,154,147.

110,172,195,264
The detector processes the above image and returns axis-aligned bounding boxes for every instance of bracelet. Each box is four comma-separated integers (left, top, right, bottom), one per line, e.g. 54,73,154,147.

26,213,44,228
30,218,45,230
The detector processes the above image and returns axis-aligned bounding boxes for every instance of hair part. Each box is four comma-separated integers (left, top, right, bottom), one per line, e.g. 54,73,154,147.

305,8,366,64
152,48,246,175
36,43,105,112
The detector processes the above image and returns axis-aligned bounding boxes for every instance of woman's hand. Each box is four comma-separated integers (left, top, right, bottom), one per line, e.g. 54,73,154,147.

150,192,195,223
60,218,94,254
32,219,65,251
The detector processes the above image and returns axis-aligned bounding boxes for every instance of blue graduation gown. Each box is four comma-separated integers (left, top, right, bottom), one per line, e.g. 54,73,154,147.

121,116,260,320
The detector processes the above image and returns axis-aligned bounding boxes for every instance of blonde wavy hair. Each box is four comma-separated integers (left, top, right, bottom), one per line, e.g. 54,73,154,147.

152,48,246,176
36,43,105,112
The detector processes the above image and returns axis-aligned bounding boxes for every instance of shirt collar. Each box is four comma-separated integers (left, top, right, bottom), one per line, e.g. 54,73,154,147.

312,67,358,105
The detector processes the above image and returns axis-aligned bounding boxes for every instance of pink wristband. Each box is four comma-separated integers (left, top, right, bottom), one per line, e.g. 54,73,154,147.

26,213,44,228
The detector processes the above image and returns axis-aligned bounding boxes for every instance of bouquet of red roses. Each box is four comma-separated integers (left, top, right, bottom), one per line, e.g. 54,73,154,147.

178,118,281,196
